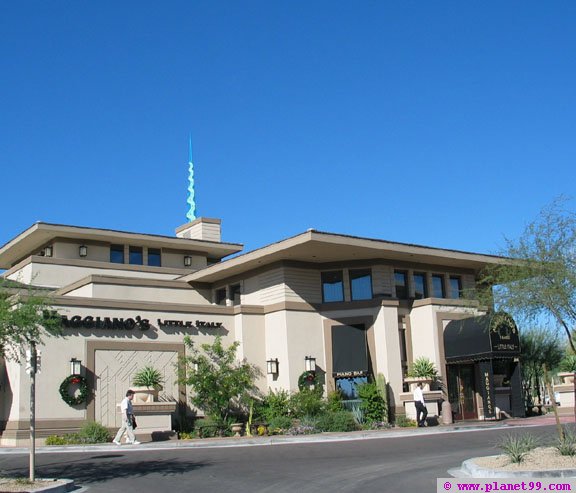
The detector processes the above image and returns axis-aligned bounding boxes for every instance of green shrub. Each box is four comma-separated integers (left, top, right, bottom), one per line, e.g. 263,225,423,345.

556,427,576,456
78,421,110,443
350,404,365,425
268,415,293,434
357,382,386,423
45,435,69,445
259,389,291,421
45,422,110,445
407,357,438,378
289,388,325,418
196,416,232,438
395,415,417,427
132,366,163,389
559,355,576,373
499,433,538,463
327,390,344,412
316,411,358,432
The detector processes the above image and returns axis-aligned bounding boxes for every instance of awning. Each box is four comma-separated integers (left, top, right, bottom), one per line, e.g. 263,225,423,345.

443,312,520,363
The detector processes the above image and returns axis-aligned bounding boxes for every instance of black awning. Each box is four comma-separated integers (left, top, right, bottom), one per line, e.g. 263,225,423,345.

332,324,368,375
444,312,520,363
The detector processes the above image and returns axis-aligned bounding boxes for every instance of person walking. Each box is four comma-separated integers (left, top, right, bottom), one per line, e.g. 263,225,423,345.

413,382,428,427
113,389,140,445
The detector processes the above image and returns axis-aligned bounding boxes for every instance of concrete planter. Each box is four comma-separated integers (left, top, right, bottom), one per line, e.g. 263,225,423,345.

404,377,435,391
231,423,244,437
558,372,576,384
131,386,160,403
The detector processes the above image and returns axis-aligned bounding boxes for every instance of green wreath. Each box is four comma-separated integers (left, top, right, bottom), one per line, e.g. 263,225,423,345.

59,374,89,406
298,370,322,391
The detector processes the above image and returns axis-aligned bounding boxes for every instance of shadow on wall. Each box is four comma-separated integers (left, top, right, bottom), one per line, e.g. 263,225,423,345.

0,359,13,430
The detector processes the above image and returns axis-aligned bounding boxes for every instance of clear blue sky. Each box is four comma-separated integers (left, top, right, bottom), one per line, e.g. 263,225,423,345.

1,1,574,256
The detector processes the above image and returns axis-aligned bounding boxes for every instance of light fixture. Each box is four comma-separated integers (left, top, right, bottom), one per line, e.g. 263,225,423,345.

305,356,316,372
184,255,192,267
44,246,53,257
79,245,87,257
266,358,279,375
70,358,82,375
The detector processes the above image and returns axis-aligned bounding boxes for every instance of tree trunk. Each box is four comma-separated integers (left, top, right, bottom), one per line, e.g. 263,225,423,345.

543,364,564,441
29,342,36,482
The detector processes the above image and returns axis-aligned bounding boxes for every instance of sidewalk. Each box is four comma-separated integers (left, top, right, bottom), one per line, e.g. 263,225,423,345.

0,414,571,456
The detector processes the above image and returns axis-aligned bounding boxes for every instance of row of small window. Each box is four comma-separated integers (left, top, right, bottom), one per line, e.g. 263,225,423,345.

110,245,161,267
394,270,462,300
321,268,464,303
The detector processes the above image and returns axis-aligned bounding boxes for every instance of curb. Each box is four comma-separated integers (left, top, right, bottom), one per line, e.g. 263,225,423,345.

459,457,576,478
0,478,75,493
0,423,513,455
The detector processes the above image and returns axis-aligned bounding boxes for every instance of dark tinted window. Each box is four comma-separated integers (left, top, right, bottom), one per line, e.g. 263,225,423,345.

129,246,143,265
322,271,344,302
449,276,462,298
432,275,445,298
350,269,372,301
230,284,241,305
394,270,408,299
110,244,124,264
413,272,428,299
148,248,161,267
215,288,227,305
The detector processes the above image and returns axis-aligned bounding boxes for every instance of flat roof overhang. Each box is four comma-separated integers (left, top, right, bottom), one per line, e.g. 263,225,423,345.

182,229,508,284
0,222,243,269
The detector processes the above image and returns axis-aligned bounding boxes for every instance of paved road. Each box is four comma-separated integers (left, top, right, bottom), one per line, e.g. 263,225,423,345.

0,425,560,493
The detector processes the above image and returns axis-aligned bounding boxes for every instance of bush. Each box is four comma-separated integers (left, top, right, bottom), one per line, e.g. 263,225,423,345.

78,421,110,443
407,357,438,379
316,411,358,432
289,388,325,418
258,389,291,421
45,422,110,445
395,415,417,427
556,426,576,456
268,415,293,434
327,390,344,412
196,416,233,438
499,433,538,463
357,382,386,423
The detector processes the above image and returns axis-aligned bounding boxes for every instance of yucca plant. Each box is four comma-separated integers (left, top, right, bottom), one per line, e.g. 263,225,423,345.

499,433,538,463
556,426,576,456
407,357,438,379
132,366,163,390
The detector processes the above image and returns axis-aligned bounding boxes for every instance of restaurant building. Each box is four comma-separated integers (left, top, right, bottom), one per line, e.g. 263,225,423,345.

0,218,524,444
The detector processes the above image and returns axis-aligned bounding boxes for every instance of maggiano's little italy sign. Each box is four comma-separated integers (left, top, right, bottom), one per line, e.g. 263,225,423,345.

60,315,223,331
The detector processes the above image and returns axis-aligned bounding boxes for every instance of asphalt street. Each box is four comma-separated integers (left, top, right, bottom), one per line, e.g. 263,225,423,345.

0,425,560,493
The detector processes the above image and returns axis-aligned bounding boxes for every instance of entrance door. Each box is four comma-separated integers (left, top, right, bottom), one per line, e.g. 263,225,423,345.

447,365,477,420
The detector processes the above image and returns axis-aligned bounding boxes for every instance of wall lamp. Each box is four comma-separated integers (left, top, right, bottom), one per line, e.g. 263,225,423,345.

305,356,316,373
44,246,53,257
79,245,88,257
184,255,192,267
70,358,82,375
266,358,279,375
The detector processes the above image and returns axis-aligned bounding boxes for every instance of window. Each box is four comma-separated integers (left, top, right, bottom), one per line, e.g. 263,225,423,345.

321,271,344,302
449,276,462,299
129,246,143,265
215,288,227,306
349,269,373,301
148,248,161,267
110,244,124,264
394,270,408,299
431,274,445,298
413,272,428,299
230,284,241,305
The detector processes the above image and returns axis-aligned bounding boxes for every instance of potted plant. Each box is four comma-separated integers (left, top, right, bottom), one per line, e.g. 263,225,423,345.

404,357,439,391
558,354,576,384
131,366,164,403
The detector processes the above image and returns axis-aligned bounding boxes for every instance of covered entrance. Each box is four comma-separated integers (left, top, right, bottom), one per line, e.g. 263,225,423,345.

447,364,477,420
443,312,525,420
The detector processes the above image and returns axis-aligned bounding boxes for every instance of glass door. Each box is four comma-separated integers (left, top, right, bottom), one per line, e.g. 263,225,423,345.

448,364,478,420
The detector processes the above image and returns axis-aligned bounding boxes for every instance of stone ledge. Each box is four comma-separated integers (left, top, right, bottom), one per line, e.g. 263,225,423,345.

460,457,576,478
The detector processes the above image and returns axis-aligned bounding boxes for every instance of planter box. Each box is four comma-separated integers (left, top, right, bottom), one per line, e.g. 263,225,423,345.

558,372,576,384
131,386,159,403
404,377,435,391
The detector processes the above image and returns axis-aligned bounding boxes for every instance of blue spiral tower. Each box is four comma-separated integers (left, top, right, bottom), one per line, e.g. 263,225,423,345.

186,135,197,222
